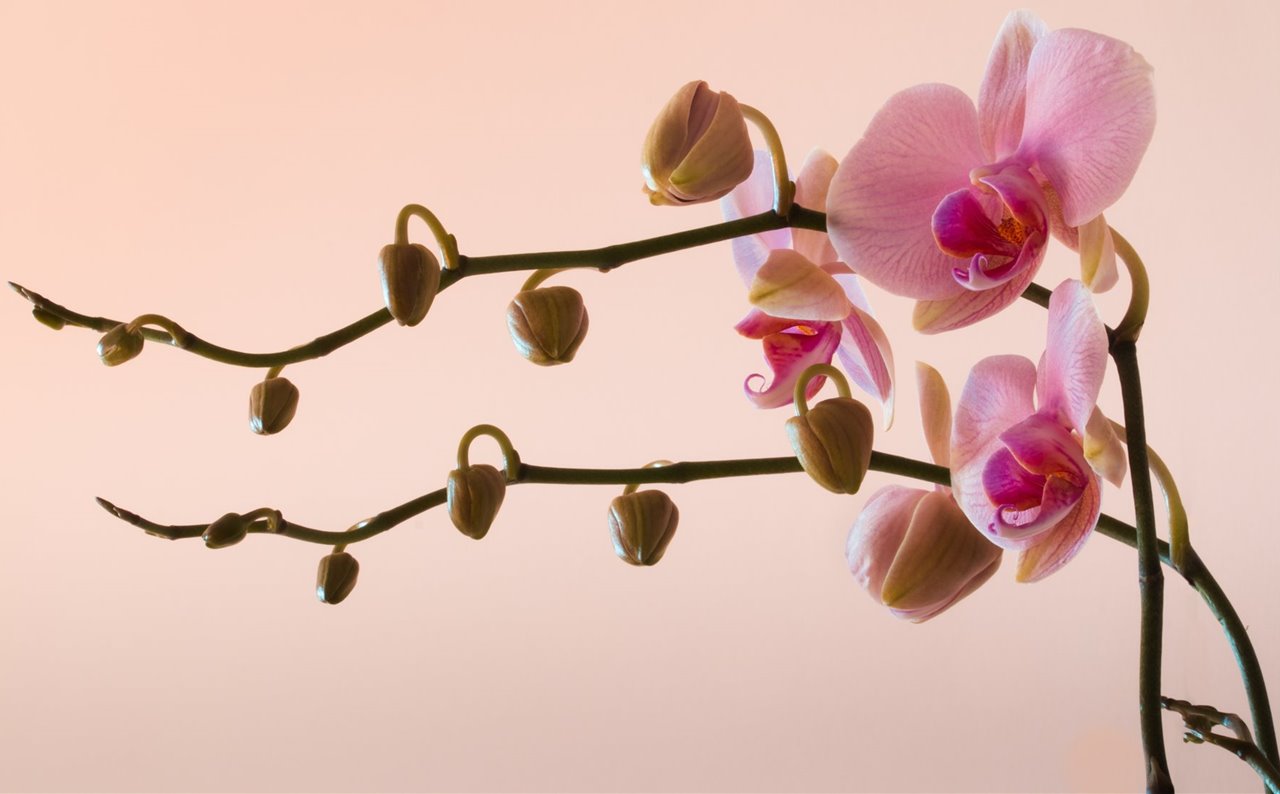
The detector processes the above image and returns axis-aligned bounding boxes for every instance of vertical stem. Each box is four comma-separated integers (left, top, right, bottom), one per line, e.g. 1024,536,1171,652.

1113,340,1173,793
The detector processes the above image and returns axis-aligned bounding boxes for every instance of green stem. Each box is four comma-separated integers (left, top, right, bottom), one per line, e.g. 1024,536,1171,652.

1112,339,1173,793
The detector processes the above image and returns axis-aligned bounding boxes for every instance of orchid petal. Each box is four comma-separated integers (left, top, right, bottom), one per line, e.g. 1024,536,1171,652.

847,486,928,600
742,321,841,409
952,230,1046,291
891,553,1002,623
999,411,1091,481
836,306,896,429
1078,214,1118,293
978,10,1048,161
932,187,1014,258
748,249,852,321
882,490,1004,617
1084,407,1127,486
825,262,873,313
827,84,983,300
1015,472,1102,582
916,362,951,467
993,470,1087,541
734,308,808,340
792,149,839,266
1018,28,1156,226
951,355,1038,549
722,151,791,285
1039,280,1107,432
982,446,1045,509
912,260,1039,333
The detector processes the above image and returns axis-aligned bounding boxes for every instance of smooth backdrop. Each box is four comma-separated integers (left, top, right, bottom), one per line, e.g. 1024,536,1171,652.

1,1,1276,791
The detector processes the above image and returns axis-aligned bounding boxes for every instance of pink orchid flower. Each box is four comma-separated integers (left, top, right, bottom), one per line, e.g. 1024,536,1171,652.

722,150,894,420
847,363,1002,622
826,11,1155,333
951,279,1127,582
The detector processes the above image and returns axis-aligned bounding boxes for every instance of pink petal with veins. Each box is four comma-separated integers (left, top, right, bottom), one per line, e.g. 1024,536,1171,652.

846,486,928,600
1039,280,1107,431
748,249,852,321
1018,28,1156,226
836,306,895,429
742,320,841,409
722,151,791,285
912,261,1040,333
792,149,839,266
828,84,983,300
978,10,1047,161
1015,471,1101,582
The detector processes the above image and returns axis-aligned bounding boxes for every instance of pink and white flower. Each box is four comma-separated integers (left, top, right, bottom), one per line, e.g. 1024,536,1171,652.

826,11,1155,332
723,151,894,419
951,280,1126,582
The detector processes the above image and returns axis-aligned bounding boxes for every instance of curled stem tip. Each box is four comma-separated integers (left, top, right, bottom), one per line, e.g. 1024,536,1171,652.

519,267,571,293
739,104,794,216
394,203,460,270
1111,228,1149,345
621,460,675,496
456,424,521,479
792,362,852,416
127,313,194,348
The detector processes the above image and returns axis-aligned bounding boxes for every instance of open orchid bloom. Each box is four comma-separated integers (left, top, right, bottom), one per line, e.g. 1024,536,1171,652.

826,11,1154,333
951,280,1126,582
847,363,1001,622
722,150,894,422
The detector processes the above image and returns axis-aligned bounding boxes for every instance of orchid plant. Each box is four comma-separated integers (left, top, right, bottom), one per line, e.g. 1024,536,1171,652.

9,10,1276,793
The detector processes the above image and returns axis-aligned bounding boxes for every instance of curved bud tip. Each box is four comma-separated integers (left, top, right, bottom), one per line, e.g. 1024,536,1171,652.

786,397,875,494
446,464,507,540
249,377,300,435
32,308,66,330
608,490,679,566
641,80,754,206
379,243,442,327
506,286,589,366
202,512,249,549
97,323,144,366
316,551,359,605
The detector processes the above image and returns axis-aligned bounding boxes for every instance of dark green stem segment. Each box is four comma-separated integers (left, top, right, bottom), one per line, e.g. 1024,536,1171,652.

1111,340,1173,794
9,207,827,368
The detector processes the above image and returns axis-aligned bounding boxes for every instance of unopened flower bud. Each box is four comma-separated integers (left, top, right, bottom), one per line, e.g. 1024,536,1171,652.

786,397,874,494
203,512,250,549
32,308,65,330
447,464,507,540
249,377,300,435
316,551,360,605
97,323,144,367
378,242,441,327
608,490,679,566
506,286,588,366
847,488,1002,623
641,80,754,206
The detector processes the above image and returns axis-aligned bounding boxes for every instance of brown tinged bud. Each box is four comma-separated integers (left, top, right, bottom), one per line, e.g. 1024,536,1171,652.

786,397,874,494
378,242,441,327
641,80,754,206
249,377,300,435
32,308,66,330
447,464,507,540
608,490,679,566
506,286,588,366
97,323,144,367
202,512,250,549
316,551,359,605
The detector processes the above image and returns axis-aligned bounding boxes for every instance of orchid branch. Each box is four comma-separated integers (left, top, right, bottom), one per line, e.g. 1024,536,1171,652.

1161,697,1280,793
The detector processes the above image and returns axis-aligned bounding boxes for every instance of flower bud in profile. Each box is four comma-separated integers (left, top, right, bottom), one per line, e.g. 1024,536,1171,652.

97,323,144,367
786,397,874,494
249,377,300,435
506,286,588,366
641,80,754,206
378,242,441,327
32,308,66,330
202,512,250,549
608,490,679,566
847,488,1002,623
447,464,507,540
316,551,360,605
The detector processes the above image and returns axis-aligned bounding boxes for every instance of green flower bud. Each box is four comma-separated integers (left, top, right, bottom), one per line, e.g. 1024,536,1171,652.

316,551,360,605
786,396,874,494
608,490,679,566
97,323,144,367
447,464,507,540
32,308,66,330
379,243,441,327
249,376,300,435
202,512,250,549
506,286,589,366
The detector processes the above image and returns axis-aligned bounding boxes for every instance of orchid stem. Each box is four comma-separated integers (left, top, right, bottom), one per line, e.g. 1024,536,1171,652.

1109,419,1190,573
739,104,795,215
394,203,460,270
1111,339,1173,793
1112,228,1150,344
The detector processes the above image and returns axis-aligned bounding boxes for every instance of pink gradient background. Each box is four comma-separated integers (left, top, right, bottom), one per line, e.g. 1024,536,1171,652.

1,1,1276,791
